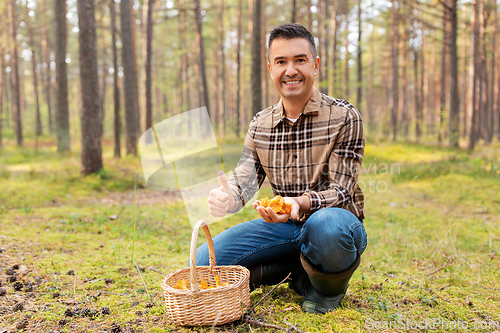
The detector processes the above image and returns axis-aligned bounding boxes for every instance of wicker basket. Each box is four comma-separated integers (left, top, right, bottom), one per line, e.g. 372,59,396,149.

161,219,250,326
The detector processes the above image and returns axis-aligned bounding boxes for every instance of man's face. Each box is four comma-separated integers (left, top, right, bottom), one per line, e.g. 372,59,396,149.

267,38,320,103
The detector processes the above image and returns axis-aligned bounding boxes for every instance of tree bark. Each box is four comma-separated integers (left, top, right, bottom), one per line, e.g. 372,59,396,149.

78,0,103,174
400,8,408,137
235,0,242,137
9,0,22,146
141,0,155,138
251,0,262,115
40,0,53,134
111,0,121,158
329,0,338,97
449,0,460,147
0,35,4,147
438,0,449,144
390,0,399,141
25,4,42,137
356,0,362,107
461,4,468,138
469,0,479,150
193,0,210,130
121,0,139,155
291,0,296,23
55,0,70,151
344,14,350,99
219,0,226,136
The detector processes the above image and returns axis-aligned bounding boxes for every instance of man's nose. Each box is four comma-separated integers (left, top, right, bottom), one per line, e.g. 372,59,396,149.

285,62,298,76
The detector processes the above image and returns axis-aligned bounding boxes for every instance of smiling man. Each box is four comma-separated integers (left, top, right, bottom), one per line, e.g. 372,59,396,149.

197,23,367,314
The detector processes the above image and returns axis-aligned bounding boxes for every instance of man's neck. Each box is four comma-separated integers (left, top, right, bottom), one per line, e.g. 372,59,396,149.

282,94,312,119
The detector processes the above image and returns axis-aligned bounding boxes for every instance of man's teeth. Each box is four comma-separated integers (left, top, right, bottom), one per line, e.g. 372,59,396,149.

284,81,301,84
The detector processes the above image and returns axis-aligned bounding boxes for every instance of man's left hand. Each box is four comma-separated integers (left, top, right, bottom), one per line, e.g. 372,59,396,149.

252,197,301,223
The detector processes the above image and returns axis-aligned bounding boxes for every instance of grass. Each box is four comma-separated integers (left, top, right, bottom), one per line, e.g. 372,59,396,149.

0,137,499,332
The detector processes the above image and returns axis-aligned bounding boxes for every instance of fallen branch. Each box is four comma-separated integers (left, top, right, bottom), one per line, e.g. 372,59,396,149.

400,264,452,285
248,273,291,313
242,315,289,331
101,291,130,296
147,267,168,276
283,319,303,333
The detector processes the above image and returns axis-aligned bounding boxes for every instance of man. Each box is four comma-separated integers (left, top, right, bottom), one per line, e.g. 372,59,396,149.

197,23,367,314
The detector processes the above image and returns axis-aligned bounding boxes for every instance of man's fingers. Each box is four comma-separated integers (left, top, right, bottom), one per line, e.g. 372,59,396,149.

256,206,273,223
218,171,232,194
211,188,229,201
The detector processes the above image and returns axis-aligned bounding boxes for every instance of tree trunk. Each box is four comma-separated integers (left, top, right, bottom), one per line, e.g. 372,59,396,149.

40,0,53,134
121,0,138,155
78,0,103,174
469,0,479,150
0,37,4,147
400,12,408,137
219,0,226,136
130,2,140,136
478,0,487,143
461,4,468,138
194,0,210,129
235,0,242,137
111,0,121,158
490,0,497,142
344,14,350,99
438,0,449,144
449,0,460,147
291,0,296,23
25,4,42,137
251,0,262,115
141,0,155,138
356,0,362,108
9,0,22,146
329,0,338,97
55,0,70,151
414,48,422,140
390,0,399,141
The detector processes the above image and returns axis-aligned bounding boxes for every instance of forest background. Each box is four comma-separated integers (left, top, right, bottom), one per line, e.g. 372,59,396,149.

0,0,499,332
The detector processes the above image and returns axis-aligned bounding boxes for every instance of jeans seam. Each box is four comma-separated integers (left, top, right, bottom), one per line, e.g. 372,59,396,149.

228,240,297,266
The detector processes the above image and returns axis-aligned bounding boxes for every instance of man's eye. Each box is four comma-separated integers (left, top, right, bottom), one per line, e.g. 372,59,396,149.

297,59,305,62
277,60,285,64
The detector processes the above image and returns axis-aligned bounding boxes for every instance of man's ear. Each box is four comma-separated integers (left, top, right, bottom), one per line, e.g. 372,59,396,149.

314,56,320,76
268,62,273,79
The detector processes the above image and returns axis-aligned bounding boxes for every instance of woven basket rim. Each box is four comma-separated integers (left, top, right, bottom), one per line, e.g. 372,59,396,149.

161,265,249,296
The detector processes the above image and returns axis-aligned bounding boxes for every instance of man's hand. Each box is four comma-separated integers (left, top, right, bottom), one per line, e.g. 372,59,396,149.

252,197,303,223
207,171,236,218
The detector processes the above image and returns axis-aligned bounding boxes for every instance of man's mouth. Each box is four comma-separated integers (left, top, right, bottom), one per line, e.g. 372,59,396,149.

283,80,302,86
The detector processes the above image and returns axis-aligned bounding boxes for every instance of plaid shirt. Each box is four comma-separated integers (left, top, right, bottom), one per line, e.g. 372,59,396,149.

228,87,365,221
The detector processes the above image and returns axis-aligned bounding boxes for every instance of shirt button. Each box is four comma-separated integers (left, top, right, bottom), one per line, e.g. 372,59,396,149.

293,154,298,159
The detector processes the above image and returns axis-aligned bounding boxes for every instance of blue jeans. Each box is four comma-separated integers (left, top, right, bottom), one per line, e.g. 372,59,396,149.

195,208,368,273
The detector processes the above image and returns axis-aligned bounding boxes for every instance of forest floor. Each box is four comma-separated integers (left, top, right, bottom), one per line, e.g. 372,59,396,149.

0,138,499,332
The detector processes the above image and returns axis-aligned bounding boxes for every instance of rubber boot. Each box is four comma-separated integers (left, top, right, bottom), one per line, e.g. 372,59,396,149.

300,252,360,314
248,259,308,292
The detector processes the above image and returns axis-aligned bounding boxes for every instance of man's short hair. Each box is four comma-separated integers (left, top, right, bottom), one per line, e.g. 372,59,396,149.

267,23,317,62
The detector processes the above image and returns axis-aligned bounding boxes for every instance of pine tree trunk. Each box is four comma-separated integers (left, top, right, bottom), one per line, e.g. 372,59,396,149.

291,0,296,23
9,0,22,146
111,0,121,158
449,0,460,147
469,0,479,150
461,4,468,138
328,0,338,97
141,0,155,137
308,0,313,33
25,5,42,137
356,0,362,108
219,0,226,136
400,16,408,137
479,0,487,143
194,0,210,129
439,0,449,144
0,40,4,147
344,14,350,99
235,0,242,137
251,0,262,115
40,0,53,134
121,0,139,155
78,0,103,174
414,48,422,140
55,0,70,151
390,0,399,141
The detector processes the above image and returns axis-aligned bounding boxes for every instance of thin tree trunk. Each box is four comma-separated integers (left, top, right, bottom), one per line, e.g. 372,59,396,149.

251,0,262,115
400,14,408,137
25,4,42,137
130,2,140,136
414,48,422,140
344,14,350,99
194,0,210,129
449,0,460,147
490,0,497,142
9,0,22,146
469,0,479,150
40,0,53,134
291,0,296,23
0,36,4,147
55,0,70,151
439,0,449,144
235,0,242,137
479,0,487,143
142,0,155,138
121,0,138,155
329,0,338,97
78,0,103,174
100,46,107,123
461,4,468,138
356,0,362,107
496,0,500,141
111,0,121,158
219,0,226,136
390,0,399,141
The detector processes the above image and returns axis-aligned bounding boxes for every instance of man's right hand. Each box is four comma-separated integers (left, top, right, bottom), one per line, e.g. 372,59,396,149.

207,171,236,217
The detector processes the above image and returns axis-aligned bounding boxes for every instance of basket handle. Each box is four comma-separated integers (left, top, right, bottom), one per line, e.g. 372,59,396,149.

189,219,216,292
